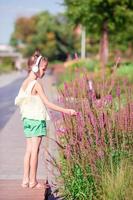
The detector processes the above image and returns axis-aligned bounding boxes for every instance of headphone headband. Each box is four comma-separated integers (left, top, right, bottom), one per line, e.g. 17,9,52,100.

32,55,42,73
35,55,42,66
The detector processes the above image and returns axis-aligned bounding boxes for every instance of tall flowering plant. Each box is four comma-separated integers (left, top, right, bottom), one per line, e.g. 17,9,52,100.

50,71,133,199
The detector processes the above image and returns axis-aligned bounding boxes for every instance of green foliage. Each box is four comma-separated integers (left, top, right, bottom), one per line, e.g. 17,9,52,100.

57,59,99,88
10,12,80,61
100,159,133,200
68,59,98,72
60,160,96,200
0,57,14,73
117,63,133,83
64,0,133,52
57,68,75,89
59,148,133,199
54,66,133,199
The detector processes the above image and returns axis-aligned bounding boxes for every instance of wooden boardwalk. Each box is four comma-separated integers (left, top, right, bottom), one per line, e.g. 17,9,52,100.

0,71,61,199
0,180,46,200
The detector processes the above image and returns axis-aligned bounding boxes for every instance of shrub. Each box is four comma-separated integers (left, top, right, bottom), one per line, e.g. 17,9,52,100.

50,71,133,199
117,63,133,83
0,57,14,73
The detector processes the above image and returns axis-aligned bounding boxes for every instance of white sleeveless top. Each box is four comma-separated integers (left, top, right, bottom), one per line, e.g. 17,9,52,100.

15,80,50,121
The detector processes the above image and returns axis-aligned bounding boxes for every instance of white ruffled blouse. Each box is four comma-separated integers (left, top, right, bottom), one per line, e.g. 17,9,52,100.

15,80,50,121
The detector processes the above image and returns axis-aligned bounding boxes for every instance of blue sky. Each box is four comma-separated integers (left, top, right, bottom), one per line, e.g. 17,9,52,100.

0,0,64,44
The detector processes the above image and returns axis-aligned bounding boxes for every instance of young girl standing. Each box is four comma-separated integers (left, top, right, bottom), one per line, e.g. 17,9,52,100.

15,50,77,189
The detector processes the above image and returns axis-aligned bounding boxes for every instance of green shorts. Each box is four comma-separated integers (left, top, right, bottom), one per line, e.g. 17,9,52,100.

22,118,47,138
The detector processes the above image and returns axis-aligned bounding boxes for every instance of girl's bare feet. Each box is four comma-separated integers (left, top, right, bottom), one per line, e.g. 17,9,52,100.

21,177,29,188
29,181,46,189
21,181,29,188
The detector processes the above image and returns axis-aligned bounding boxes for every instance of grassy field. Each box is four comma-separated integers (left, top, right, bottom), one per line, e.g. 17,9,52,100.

0,57,14,73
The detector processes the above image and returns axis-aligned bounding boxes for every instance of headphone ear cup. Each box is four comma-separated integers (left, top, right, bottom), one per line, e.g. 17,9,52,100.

32,65,38,73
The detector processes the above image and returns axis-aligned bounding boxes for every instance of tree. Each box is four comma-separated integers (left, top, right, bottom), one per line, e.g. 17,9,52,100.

64,0,133,68
10,11,80,61
10,15,38,45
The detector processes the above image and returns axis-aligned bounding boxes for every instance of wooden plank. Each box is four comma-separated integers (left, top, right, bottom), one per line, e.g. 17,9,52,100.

0,180,46,200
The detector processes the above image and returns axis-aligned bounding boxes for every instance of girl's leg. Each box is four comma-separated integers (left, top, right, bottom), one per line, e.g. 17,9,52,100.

22,137,32,185
29,136,42,184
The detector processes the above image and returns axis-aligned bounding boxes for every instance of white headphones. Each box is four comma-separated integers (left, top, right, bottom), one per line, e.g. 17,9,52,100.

32,55,42,73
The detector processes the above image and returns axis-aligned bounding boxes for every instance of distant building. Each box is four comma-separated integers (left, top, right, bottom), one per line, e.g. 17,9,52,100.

0,44,15,53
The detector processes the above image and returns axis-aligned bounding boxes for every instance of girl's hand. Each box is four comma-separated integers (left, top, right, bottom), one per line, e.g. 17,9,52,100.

65,109,77,116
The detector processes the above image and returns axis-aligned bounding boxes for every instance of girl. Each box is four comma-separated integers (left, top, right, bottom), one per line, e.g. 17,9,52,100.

15,50,77,189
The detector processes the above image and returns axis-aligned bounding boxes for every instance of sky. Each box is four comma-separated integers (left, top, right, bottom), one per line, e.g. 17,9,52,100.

0,0,64,44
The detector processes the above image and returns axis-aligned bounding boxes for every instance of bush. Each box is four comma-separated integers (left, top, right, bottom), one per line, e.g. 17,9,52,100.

117,63,133,83
0,57,14,73
57,58,99,88
50,72,133,199
65,59,98,72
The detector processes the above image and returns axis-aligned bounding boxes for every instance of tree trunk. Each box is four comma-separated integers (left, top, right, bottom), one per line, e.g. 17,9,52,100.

81,25,86,59
99,21,109,69
99,20,109,96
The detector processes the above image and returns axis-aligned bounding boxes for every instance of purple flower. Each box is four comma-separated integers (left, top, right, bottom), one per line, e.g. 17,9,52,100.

57,95,64,103
104,94,113,105
88,80,93,91
56,127,67,137
74,52,79,60
97,149,104,159
76,112,84,141
88,112,99,145
116,86,121,97
94,99,103,108
65,144,71,159
64,82,68,91
98,113,105,129
89,90,96,101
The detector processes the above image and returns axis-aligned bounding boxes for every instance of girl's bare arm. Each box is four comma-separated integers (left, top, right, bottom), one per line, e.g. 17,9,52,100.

35,82,77,115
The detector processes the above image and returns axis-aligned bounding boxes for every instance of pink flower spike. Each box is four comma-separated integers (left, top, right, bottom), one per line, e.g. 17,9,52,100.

56,127,68,137
74,52,79,60
104,94,113,104
88,80,93,91
97,150,104,159
115,56,121,64
64,82,68,90
65,144,71,159
116,86,121,97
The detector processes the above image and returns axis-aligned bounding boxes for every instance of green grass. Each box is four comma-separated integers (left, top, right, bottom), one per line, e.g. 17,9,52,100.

66,58,99,72
59,159,97,200
0,63,13,73
116,63,133,82
57,58,99,89
100,159,133,200
0,57,14,73
57,67,76,89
